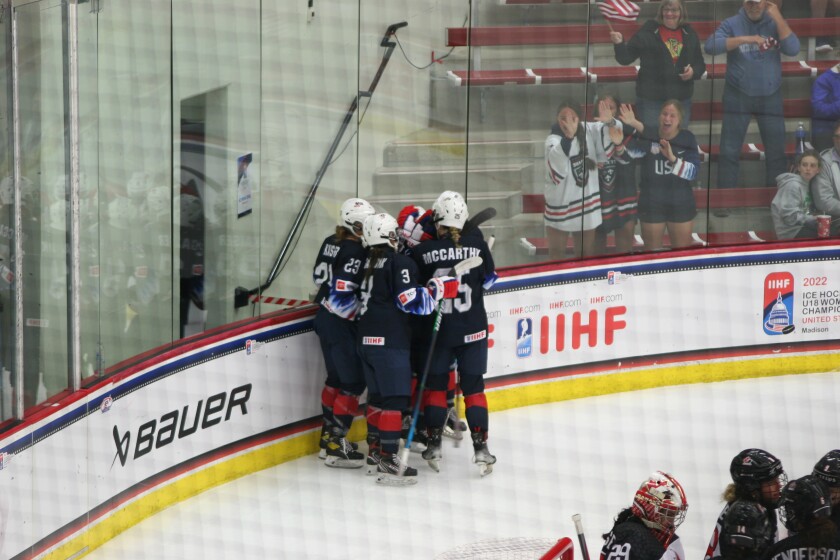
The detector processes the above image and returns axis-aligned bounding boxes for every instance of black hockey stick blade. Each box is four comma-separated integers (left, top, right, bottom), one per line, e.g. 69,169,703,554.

462,206,496,234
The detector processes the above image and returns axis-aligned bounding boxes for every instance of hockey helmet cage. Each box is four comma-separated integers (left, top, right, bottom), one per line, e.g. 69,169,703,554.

779,475,832,532
339,198,375,236
813,450,840,488
363,213,399,249
721,501,773,553
730,449,786,492
631,471,689,534
432,191,469,229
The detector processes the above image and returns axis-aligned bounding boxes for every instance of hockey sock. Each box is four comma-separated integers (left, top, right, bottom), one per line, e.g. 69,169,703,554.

321,385,339,427
333,392,360,434
366,404,382,443
379,410,402,454
446,368,457,408
423,389,448,430
464,392,489,434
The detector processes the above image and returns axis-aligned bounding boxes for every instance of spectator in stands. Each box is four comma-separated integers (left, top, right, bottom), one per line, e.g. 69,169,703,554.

814,120,840,235
705,0,800,190
811,63,840,152
616,100,700,251
609,0,706,127
543,101,613,259
811,0,839,53
771,149,821,239
597,93,639,254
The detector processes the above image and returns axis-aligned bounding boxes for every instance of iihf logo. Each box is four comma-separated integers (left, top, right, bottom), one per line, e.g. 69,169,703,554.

101,395,113,413
516,318,532,358
763,272,795,335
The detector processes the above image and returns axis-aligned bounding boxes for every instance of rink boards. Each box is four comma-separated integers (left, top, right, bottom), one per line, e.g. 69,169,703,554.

2,241,840,559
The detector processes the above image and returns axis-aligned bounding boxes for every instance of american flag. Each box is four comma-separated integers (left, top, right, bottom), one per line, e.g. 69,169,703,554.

597,0,641,22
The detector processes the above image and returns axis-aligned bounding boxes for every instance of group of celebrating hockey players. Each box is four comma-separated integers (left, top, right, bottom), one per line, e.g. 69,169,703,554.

311,192,497,486
598,449,840,560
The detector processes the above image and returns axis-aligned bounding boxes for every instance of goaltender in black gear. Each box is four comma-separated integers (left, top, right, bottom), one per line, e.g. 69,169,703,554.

600,471,689,560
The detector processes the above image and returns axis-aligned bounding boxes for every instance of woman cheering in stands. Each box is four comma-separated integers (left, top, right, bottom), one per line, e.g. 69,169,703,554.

610,0,705,127
544,101,615,260
615,100,699,251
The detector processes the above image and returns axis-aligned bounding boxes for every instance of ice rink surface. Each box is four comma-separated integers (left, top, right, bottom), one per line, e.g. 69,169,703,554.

87,370,840,559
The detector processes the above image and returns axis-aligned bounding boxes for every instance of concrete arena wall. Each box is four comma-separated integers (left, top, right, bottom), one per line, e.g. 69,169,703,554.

2,241,840,559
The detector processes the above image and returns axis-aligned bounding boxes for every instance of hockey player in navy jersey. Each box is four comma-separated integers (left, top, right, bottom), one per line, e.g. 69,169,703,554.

600,471,689,560
812,450,840,530
357,212,459,486
762,475,839,560
616,100,700,251
705,449,788,560
411,191,498,476
312,198,374,468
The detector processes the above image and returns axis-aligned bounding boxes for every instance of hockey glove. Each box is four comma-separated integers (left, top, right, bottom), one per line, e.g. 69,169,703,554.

427,276,460,302
397,206,435,249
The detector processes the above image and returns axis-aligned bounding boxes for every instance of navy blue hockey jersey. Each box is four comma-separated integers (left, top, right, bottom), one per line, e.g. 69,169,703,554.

357,248,437,349
411,229,497,348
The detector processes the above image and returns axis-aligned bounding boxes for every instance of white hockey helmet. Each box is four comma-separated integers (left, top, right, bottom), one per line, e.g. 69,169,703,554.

432,190,469,229
362,212,399,250
631,471,688,535
339,198,375,235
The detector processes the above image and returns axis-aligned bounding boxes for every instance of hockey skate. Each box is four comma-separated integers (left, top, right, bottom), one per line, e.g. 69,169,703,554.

324,432,364,469
375,452,418,486
471,431,496,477
421,428,443,472
319,422,358,460
442,407,466,442
366,439,382,476
400,422,428,453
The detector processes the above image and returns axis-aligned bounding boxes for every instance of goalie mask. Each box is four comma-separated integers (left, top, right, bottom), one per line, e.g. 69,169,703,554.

363,213,399,250
631,471,688,536
339,198,375,236
432,191,469,229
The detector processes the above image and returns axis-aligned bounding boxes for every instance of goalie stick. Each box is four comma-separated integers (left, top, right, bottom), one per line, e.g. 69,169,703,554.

572,514,591,560
386,255,484,482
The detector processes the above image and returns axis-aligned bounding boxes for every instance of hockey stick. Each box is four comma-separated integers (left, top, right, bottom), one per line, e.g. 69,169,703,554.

572,514,591,560
461,206,496,235
233,21,408,309
398,255,484,475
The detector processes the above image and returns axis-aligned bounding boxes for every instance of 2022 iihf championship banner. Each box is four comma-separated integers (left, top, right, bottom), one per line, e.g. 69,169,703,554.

483,244,840,377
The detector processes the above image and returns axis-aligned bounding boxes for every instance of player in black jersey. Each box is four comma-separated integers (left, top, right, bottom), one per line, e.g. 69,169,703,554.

312,198,374,468
357,212,458,486
705,449,788,560
712,500,775,560
411,191,498,476
600,471,688,560
762,475,838,560
812,450,840,530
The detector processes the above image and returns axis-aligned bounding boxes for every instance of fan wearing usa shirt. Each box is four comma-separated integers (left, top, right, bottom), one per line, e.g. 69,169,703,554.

608,0,706,127
615,100,700,251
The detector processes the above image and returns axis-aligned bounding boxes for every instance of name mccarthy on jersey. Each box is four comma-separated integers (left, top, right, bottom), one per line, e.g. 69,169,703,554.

421,246,481,266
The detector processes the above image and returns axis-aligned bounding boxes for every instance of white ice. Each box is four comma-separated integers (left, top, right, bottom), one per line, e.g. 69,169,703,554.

86,370,840,559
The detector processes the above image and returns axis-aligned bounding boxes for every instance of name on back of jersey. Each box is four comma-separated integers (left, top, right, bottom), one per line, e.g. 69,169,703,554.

421,246,481,265
322,244,340,258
